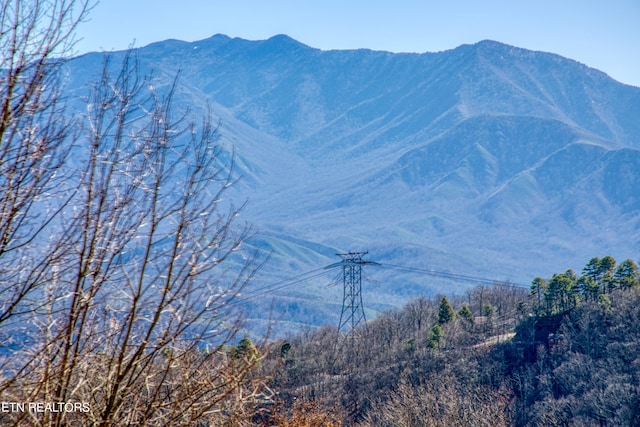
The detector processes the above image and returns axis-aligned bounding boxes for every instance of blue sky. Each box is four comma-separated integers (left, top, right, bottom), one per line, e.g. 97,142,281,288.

76,0,640,87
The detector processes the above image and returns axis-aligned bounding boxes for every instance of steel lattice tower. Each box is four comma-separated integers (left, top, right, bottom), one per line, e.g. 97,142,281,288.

325,252,379,335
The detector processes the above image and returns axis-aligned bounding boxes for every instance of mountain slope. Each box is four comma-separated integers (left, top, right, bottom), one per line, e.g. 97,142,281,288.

64,35,640,332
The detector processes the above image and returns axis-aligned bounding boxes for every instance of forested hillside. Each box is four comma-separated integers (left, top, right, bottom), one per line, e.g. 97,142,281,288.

59,31,640,331
254,255,640,426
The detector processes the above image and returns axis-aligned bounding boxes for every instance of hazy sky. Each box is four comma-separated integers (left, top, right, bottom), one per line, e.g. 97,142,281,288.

76,0,640,87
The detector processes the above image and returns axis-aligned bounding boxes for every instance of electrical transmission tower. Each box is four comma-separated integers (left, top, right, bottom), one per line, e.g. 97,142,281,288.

325,251,379,335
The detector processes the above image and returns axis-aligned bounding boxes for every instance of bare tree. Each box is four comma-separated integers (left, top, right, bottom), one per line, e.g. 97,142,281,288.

0,3,269,424
0,1,95,409
0,0,92,324
1,50,267,426
363,374,512,427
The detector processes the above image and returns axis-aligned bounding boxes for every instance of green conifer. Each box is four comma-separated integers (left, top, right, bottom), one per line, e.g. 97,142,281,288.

438,297,456,325
428,324,443,349
458,304,474,324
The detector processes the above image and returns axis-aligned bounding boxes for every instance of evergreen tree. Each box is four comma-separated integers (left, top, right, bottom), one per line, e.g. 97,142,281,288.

614,259,639,290
546,271,577,313
531,277,547,312
563,269,580,309
482,302,495,318
427,324,443,349
582,257,601,281
236,337,259,362
458,304,474,324
438,297,456,325
578,275,599,302
598,256,617,293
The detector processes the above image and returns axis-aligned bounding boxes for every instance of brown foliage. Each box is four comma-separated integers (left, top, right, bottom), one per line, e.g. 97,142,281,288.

363,374,512,427
265,399,343,427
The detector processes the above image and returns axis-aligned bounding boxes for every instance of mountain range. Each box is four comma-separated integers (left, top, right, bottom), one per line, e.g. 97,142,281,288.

63,34,640,333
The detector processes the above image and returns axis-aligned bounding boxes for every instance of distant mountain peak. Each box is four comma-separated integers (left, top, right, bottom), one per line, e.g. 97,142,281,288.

209,33,231,41
474,39,513,48
458,39,532,58
265,34,301,44
260,34,312,51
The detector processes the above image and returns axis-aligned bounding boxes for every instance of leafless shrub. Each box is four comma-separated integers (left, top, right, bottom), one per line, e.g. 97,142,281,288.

362,372,512,427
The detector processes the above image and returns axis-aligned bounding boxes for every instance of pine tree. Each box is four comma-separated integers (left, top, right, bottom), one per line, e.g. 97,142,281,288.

582,257,601,281
236,337,259,362
531,277,548,313
428,324,443,349
614,259,639,290
578,275,599,302
458,304,474,324
438,297,456,325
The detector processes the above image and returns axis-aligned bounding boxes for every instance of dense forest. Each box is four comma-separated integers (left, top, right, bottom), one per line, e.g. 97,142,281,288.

253,255,640,426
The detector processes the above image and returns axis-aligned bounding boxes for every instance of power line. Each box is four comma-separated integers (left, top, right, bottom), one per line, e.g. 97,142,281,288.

379,262,529,289
228,268,328,305
223,258,529,312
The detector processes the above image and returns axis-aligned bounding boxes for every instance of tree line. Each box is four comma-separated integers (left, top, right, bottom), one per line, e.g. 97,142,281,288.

530,256,638,315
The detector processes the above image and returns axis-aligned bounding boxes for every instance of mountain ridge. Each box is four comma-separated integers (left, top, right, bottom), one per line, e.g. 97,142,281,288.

63,35,640,332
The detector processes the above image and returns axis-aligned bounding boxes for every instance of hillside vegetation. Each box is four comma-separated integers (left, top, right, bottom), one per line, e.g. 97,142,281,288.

255,255,640,426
